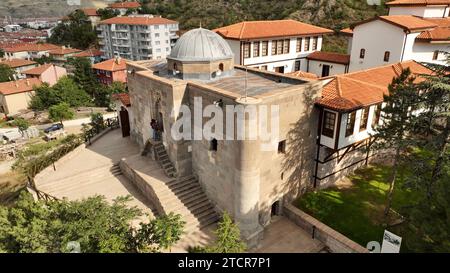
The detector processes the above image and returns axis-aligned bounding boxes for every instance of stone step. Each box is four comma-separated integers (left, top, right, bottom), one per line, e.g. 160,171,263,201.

185,211,220,232
164,190,207,211
162,184,204,203
173,198,214,216
165,176,196,190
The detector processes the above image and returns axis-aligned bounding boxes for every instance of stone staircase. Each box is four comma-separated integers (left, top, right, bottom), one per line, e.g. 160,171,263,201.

156,174,220,233
153,142,177,178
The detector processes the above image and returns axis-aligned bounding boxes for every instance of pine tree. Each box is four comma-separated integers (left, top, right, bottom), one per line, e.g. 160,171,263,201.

372,68,420,217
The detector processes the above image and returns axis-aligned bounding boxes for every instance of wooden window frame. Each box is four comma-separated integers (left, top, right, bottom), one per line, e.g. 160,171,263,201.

384,51,390,62
345,111,355,137
372,104,382,128
243,42,251,59
283,39,290,54
322,110,336,138
262,41,268,56
312,36,318,51
359,107,370,131
296,38,302,52
278,140,286,154
253,41,260,57
432,50,439,61
360,48,366,59
271,40,276,55
294,60,301,71
304,37,310,51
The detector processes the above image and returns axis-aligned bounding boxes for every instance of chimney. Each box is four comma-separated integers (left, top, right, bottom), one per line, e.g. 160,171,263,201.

26,79,30,86
116,56,121,65
62,45,66,49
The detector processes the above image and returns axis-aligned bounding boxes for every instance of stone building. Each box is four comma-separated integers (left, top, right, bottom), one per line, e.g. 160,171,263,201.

121,27,437,247
125,27,323,246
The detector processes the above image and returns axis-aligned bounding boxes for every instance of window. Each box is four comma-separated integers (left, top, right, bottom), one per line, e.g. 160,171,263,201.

219,63,224,71
261,65,268,70
262,41,268,56
155,41,160,45
359,107,369,131
271,40,277,55
296,38,302,52
372,104,382,127
345,112,355,137
384,51,390,62
322,110,336,138
276,39,283,55
294,60,301,71
278,140,286,154
210,138,218,151
155,33,160,38
360,48,366,59
154,25,159,30
433,50,439,61
243,42,251,58
253,41,260,57
283,39,290,54
312,36,318,50
304,37,310,51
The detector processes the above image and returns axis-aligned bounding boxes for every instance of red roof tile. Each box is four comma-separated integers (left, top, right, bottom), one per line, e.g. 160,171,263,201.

73,49,103,58
92,58,127,72
340,27,353,36
48,47,82,55
307,51,350,65
112,93,131,106
4,43,60,53
108,2,141,9
417,18,450,42
386,0,450,6
99,16,177,26
214,20,333,40
0,58,37,68
22,64,55,75
0,78,41,95
316,61,434,111
287,71,319,80
80,8,99,17
352,15,437,32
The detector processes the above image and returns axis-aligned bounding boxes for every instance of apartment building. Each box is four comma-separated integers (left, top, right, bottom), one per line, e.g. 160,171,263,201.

214,20,333,73
97,15,179,61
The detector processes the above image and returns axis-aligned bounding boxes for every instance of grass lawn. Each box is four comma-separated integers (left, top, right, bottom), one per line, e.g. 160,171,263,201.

295,163,422,253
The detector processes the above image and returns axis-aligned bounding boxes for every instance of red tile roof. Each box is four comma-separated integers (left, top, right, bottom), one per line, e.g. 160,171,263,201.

214,20,334,40
0,58,37,68
80,8,99,17
108,2,141,9
112,93,131,107
48,47,82,55
99,16,177,26
307,51,350,65
22,64,55,75
73,49,103,58
287,71,319,80
417,18,450,42
4,43,60,53
340,27,353,36
0,78,41,95
92,58,127,72
386,0,450,6
352,15,437,32
316,61,434,111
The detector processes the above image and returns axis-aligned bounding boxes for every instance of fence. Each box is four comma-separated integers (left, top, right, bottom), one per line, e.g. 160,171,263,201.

84,116,119,145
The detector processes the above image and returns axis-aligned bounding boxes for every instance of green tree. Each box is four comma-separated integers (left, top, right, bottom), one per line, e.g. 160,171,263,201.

68,57,98,98
0,192,185,253
210,211,246,253
48,10,97,49
97,8,119,20
48,103,74,125
0,64,15,83
12,118,30,137
34,55,55,65
90,112,105,133
151,212,185,252
372,68,420,217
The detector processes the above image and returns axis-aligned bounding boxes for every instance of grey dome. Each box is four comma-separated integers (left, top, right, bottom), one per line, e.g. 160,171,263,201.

169,28,234,62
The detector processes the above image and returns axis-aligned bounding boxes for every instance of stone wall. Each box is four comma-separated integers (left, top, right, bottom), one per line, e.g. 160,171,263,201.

284,203,369,253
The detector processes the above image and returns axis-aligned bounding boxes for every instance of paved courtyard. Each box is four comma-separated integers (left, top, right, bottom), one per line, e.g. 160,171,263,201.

35,129,156,224
253,216,325,253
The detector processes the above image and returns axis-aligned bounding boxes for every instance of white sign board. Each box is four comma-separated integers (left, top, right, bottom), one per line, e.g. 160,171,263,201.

381,230,402,253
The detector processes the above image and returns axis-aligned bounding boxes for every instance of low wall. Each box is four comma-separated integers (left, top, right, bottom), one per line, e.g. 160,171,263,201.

119,157,164,216
284,203,369,253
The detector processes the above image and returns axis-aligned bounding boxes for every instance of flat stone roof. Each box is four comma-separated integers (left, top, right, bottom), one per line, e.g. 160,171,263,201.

128,60,310,96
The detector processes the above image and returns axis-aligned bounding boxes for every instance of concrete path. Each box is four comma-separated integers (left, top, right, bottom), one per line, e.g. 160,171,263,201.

35,129,156,225
253,216,325,253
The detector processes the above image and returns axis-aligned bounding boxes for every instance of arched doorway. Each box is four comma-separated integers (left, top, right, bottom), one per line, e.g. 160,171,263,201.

119,106,130,137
